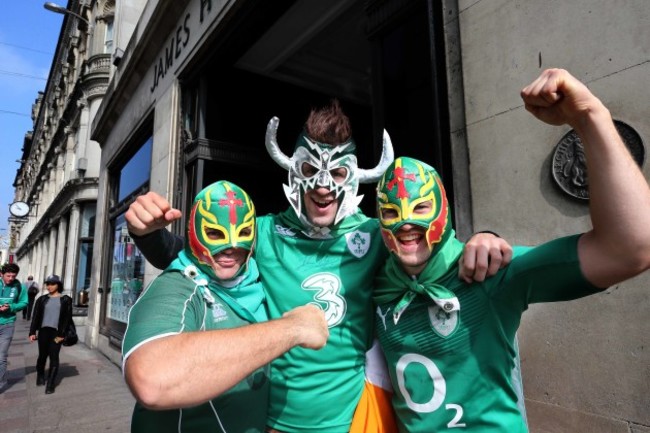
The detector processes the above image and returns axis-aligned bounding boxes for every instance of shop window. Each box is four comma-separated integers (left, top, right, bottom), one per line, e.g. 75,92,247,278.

75,204,95,305
104,136,151,330
107,214,145,323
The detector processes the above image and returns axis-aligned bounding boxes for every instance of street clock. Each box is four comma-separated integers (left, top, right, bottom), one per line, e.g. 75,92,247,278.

9,201,30,218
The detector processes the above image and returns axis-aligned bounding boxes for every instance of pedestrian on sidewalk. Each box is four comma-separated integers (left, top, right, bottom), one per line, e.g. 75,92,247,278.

22,275,39,321
0,263,26,393
28,275,73,394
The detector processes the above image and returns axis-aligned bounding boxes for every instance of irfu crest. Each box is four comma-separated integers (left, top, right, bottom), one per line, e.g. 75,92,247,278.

428,305,458,338
345,230,370,258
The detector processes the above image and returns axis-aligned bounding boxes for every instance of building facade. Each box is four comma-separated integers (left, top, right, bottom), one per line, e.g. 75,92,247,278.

12,0,649,431
10,0,117,305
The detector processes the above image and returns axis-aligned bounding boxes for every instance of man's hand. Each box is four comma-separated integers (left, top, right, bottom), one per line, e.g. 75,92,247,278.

520,68,604,129
459,232,513,283
282,304,329,350
125,191,183,236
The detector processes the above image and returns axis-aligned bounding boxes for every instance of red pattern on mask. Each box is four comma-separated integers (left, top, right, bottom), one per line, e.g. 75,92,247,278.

426,176,449,248
188,202,213,265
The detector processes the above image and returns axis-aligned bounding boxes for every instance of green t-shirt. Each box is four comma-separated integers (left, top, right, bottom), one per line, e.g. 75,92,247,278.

122,261,269,433
255,210,388,432
374,234,603,432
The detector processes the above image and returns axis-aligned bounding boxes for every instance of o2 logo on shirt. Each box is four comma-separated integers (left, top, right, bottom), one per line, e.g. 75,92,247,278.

396,353,466,428
302,273,347,328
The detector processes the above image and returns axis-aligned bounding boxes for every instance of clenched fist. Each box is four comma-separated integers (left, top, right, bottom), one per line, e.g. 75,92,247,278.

282,304,329,350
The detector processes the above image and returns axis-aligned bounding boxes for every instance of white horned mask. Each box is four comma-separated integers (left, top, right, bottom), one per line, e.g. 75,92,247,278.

265,116,394,227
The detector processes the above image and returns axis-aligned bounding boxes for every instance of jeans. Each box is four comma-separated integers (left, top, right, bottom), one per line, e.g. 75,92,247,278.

0,322,16,388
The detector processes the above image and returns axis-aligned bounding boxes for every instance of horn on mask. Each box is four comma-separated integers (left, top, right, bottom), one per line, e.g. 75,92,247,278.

357,129,394,184
265,116,291,171
265,116,394,183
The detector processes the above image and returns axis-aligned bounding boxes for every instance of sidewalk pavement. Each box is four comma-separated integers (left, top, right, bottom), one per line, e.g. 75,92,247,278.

0,318,135,432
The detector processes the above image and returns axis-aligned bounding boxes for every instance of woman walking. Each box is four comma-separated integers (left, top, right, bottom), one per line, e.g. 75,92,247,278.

29,275,73,394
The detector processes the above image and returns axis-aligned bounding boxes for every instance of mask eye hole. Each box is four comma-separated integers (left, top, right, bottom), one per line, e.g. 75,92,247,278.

413,201,433,215
380,207,399,220
301,162,318,178
239,227,252,237
329,167,348,184
204,227,225,241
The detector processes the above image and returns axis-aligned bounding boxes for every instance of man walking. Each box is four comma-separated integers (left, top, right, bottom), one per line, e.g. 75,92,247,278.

22,275,39,321
0,263,27,392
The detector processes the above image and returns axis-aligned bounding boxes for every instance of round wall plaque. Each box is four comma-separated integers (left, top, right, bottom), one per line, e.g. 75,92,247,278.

551,120,645,200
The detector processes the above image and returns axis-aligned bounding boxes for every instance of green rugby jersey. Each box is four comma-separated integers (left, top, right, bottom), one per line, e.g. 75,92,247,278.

255,211,388,432
374,235,603,432
123,269,269,433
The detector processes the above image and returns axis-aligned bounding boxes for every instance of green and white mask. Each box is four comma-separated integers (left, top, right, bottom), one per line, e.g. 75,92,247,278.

265,116,395,228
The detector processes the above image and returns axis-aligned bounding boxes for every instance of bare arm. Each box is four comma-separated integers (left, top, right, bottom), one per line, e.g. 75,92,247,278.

521,68,650,287
124,304,329,410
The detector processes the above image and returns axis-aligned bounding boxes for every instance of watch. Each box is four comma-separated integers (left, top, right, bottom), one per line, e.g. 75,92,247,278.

9,201,30,218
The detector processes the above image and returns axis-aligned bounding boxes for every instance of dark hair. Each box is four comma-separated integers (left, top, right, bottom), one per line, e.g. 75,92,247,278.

305,99,351,145
44,281,64,293
1,263,20,274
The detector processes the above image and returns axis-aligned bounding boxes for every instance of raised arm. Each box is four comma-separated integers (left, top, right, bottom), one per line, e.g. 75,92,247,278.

124,304,329,409
126,191,184,269
521,68,650,287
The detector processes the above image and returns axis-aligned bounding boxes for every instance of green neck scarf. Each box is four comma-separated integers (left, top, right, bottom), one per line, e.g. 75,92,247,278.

167,251,268,323
373,229,464,324
277,206,370,239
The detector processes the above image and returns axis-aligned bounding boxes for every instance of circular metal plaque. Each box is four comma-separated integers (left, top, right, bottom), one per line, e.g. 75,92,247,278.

552,120,645,200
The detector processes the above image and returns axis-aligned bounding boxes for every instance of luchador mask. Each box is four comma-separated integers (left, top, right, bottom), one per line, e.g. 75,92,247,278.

265,116,394,227
376,157,451,254
185,181,256,279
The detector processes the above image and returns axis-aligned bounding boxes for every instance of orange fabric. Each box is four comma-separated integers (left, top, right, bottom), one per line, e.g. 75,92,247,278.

349,380,398,433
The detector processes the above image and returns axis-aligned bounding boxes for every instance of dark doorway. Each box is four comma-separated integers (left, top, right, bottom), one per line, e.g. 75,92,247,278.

180,0,450,221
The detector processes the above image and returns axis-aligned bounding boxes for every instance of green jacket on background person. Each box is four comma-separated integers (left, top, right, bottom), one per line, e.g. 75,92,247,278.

0,278,27,325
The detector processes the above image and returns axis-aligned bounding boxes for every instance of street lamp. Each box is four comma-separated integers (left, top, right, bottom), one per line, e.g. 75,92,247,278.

43,2,91,28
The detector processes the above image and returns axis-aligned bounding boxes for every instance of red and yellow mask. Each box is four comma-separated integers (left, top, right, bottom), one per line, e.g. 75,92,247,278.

185,181,256,279
376,157,450,254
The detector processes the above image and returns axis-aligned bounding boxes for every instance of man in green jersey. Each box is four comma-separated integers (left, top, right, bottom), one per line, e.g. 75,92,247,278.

372,69,650,432
125,101,512,432
122,181,328,432
0,263,26,393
